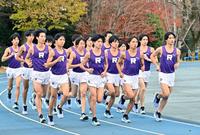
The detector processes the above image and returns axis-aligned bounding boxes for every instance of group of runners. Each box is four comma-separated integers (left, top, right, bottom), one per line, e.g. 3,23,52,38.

1,29,181,126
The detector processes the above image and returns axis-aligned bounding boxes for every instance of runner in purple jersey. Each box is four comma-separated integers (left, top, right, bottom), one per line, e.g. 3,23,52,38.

1,33,22,110
101,31,112,103
44,33,69,126
16,29,35,114
116,36,145,123
85,35,93,51
151,32,181,122
67,34,82,108
84,35,93,113
68,34,81,57
119,40,129,52
25,29,52,123
102,31,113,51
103,35,121,119
81,34,108,126
46,35,54,47
43,35,54,110
68,41,83,108
16,31,37,111
134,34,155,114
68,37,89,121
116,40,129,113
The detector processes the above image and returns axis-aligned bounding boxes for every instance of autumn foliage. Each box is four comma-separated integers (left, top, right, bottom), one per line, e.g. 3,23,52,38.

76,0,182,42
147,1,182,30
77,0,154,38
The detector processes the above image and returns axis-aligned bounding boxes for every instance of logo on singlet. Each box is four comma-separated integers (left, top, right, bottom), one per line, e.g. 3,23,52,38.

38,52,44,58
14,52,17,58
167,55,173,61
112,57,118,63
80,57,84,62
130,58,136,64
95,57,101,63
60,56,65,62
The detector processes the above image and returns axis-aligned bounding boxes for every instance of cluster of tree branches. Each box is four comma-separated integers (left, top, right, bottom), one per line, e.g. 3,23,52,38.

0,0,199,51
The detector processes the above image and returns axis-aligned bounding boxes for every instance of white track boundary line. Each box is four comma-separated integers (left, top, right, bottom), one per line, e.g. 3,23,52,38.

0,89,80,135
63,108,164,135
0,78,200,129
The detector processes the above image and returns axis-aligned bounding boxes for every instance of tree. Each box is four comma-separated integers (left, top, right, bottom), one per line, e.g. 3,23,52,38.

76,0,184,48
169,0,200,51
184,0,200,51
76,0,155,39
147,13,165,48
0,0,15,45
9,0,87,31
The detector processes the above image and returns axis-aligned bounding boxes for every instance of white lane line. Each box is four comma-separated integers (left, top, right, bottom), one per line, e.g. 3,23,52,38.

0,89,80,135
99,104,200,128
63,108,164,135
0,89,7,95
1,78,199,128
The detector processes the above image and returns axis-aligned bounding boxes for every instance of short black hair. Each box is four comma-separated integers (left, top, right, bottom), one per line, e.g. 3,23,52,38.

138,33,149,41
75,37,85,46
84,35,92,41
24,29,34,37
104,31,113,37
119,40,129,49
9,32,20,41
91,34,104,42
109,35,119,44
46,35,54,43
128,36,138,44
54,33,65,41
34,28,46,37
164,32,176,40
138,33,150,47
72,34,81,42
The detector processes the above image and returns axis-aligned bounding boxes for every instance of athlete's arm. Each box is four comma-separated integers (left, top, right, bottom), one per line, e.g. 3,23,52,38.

116,52,125,78
140,53,145,72
101,50,108,77
68,51,81,69
150,47,161,71
65,48,70,58
16,45,25,62
174,48,181,69
44,48,62,68
25,47,33,67
67,47,72,57
1,48,13,62
144,47,155,62
80,51,93,73
65,49,69,71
